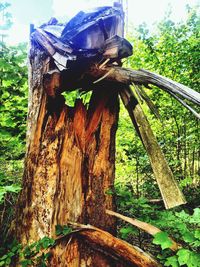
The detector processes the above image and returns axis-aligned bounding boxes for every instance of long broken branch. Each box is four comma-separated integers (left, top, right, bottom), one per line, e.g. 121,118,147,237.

106,209,181,251
67,221,161,267
88,65,200,118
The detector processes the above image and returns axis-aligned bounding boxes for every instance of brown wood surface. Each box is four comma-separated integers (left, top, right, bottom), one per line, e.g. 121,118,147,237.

12,30,197,265
14,45,122,266
120,86,186,209
106,209,181,251
87,65,200,106
66,222,161,267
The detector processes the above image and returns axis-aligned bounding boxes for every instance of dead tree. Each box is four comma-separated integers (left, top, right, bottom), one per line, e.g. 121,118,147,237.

13,3,200,266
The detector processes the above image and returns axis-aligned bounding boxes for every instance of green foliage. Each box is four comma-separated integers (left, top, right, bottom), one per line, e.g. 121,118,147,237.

116,18,200,267
0,42,28,159
116,183,200,266
119,225,137,239
0,1,28,249
0,184,21,203
0,237,54,267
117,5,200,195
0,239,22,266
0,1,199,266
153,232,173,250
0,225,73,266
176,249,200,267
55,225,72,236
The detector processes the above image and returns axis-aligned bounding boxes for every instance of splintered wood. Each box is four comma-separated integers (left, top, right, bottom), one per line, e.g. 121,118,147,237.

13,2,200,266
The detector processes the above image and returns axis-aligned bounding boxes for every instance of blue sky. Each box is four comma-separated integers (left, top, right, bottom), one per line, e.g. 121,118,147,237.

5,0,200,44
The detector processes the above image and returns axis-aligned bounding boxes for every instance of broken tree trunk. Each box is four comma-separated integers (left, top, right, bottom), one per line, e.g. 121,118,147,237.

86,65,200,209
14,46,122,266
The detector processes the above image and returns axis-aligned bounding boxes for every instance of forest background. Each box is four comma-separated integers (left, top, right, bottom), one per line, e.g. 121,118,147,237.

0,1,199,266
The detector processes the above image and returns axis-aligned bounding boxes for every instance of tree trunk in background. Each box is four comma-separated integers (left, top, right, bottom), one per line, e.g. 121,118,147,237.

14,46,121,266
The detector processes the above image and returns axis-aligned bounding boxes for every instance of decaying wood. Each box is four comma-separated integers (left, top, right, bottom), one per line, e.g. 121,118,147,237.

67,221,161,267
13,4,200,265
120,86,186,209
14,45,121,266
106,209,181,251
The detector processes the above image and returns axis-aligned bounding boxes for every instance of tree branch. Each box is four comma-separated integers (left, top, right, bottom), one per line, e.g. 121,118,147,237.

106,209,181,251
87,65,200,118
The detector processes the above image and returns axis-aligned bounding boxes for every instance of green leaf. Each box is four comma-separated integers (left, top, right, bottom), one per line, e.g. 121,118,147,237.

177,249,190,265
55,225,63,236
0,255,7,261
7,252,14,258
44,252,51,260
55,225,72,236
23,246,32,257
119,226,137,239
164,255,179,267
3,184,22,193
35,243,42,253
177,249,200,267
189,252,200,267
62,226,72,235
105,189,114,195
182,231,196,243
190,208,200,225
11,245,20,253
194,229,200,240
40,237,55,249
5,257,11,265
153,232,173,250
20,259,33,267
1,91,10,99
191,240,200,247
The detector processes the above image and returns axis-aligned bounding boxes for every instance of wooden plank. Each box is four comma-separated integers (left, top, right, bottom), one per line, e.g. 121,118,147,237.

120,86,186,209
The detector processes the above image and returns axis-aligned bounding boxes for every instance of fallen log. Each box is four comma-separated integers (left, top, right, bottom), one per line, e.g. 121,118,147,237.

67,222,161,267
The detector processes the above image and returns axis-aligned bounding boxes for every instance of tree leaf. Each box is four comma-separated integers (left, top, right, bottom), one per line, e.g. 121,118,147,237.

164,255,179,267
177,249,190,265
194,229,200,240
153,232,173,250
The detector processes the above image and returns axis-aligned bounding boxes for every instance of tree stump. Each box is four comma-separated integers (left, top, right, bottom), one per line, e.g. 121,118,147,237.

15,46,120,266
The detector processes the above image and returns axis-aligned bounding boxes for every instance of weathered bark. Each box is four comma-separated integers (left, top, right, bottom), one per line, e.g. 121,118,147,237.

14,45,121,266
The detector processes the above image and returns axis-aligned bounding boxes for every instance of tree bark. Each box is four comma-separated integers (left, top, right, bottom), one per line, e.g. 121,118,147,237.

14,46,121,266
